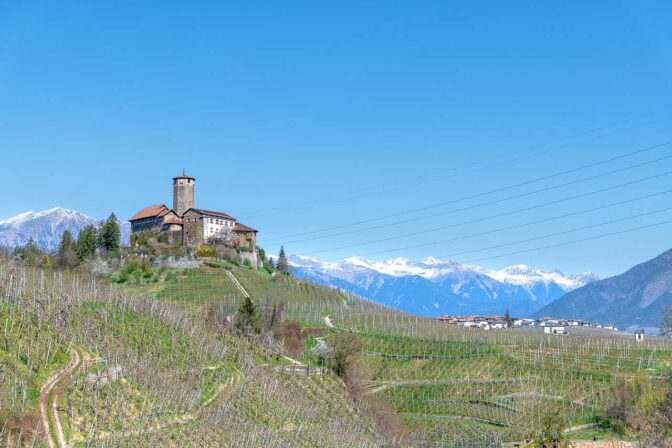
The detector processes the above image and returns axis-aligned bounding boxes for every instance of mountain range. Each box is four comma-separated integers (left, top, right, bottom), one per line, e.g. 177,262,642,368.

4,208,669,330
289,254,598,317
534,248,672,331
0,207,131,251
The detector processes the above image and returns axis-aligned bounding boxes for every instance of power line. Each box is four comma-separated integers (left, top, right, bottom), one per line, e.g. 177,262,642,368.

309,187,672,258
435,206,672,259
268,154,672,247
463,218,672,264
246,106,672,219
264,140,672,243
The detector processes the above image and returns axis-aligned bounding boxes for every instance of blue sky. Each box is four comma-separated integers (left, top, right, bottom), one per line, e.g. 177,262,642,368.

1,1,672,276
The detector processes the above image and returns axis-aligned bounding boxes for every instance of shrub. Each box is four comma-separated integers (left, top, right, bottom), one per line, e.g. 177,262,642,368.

196,245,216,257
524,412,569,448
323,333,363,381
283,321,305,359
221,248,240,265
112,259,155,284
0,406,40,446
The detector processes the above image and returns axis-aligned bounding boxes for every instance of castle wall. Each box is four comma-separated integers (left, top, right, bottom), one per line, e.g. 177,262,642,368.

203,217,235,240
235,231,257,250
238,251,259,269
182,209,205,246
131,216,165,233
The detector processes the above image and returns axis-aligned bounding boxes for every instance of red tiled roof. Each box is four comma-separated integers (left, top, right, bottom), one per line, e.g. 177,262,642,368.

130,205,171,221
163,217,183,225
233,223,257,233
190,208,236,220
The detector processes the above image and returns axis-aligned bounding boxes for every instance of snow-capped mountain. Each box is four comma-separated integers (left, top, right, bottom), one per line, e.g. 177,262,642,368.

0,207,131,251
289,254,598,318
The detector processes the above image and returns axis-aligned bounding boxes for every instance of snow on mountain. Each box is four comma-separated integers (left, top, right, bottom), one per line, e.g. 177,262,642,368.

0,207,131,251
289,254,598,318
477,264,598,290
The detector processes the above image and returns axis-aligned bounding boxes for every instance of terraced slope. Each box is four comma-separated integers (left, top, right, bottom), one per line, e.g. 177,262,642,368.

6,261,671,447
0,263,385,447
120,264,672,447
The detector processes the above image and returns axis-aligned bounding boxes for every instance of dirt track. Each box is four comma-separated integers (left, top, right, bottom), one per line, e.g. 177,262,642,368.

39,349,80,448
39,349,94,448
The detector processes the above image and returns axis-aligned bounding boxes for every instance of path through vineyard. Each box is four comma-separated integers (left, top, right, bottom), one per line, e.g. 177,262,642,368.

39,348,93,448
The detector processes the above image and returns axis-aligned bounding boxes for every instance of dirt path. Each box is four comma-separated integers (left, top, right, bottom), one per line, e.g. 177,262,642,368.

39,349,97,448
225,270,250,298
39,348,80,448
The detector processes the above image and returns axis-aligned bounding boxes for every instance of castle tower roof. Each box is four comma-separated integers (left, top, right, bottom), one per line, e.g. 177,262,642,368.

173,169,195,180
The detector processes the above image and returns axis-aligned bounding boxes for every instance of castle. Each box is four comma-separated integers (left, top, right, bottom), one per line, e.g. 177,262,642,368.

129,171,257,250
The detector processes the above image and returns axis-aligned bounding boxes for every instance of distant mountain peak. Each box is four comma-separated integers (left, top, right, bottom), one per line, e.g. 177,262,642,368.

0,207,86,226
533,248,672,331
289,254,597,317
0,207,130,251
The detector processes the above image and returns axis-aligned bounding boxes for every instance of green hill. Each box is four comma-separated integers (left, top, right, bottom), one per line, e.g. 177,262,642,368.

0,261,384,447
3,259,672,447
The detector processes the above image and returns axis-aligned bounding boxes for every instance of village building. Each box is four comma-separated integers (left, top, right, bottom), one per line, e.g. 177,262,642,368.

129,172,257,251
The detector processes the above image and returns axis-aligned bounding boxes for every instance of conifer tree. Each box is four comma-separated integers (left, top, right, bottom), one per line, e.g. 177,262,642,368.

277,246,290,275
58,230,74,257
504,309,513,328
236,296,261,334
75,225,97,260
57,230,78,268
14,238,42,266
99,213,121,255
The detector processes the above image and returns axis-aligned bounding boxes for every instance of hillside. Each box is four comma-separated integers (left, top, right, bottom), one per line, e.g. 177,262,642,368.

534,248,672,331
4,255,672,447
0,261,384,447
290,254,597,317
107,260,672,446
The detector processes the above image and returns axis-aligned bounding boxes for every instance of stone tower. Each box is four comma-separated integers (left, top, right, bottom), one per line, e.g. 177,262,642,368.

173,170,195,217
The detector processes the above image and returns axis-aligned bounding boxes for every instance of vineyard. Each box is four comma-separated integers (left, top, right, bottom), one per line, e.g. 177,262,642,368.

2,260,672,446
0,262,383,447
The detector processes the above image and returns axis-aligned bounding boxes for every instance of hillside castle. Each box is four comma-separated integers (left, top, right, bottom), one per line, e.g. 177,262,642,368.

129,171,257,250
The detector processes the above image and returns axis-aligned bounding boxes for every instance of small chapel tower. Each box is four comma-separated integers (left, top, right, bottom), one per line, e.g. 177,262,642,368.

173,170,195,217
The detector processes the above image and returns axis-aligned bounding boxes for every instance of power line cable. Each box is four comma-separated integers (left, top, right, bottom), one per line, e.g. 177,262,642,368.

264,141,672,243
463,219,672,264
268,154,672,247
309,187,672,258
246,107,672,219
435,206,672,259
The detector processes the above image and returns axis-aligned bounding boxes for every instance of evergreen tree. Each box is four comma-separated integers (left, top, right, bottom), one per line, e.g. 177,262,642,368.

57,230,78,268
504,309,514,328
99,213,121,255
14,238,42,266
277,246,290,275
263,257,275,274
75,225,97,260
235,296,261,334
58,230,74,257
